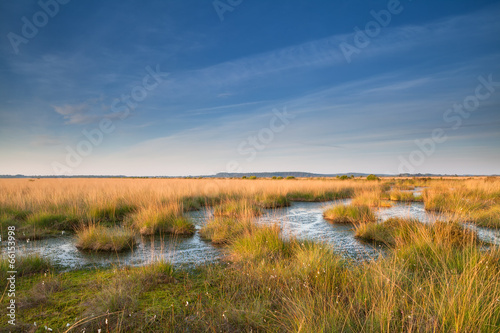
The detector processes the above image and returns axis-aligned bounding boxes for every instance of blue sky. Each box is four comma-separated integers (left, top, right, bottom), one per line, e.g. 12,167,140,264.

0,0,499,176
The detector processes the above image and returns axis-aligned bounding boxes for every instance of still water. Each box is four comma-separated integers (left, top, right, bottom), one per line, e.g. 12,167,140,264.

3,199,498,269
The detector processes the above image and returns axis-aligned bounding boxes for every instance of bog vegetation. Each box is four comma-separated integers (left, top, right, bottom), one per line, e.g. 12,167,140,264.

0,176,499,332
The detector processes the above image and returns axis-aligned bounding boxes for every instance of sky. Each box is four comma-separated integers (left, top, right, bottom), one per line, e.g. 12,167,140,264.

0,0,499,176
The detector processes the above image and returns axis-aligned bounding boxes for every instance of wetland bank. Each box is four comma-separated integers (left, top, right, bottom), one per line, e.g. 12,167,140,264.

1,177,499,332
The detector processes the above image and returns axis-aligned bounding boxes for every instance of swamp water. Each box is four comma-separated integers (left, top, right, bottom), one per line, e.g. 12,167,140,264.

2,199,499,269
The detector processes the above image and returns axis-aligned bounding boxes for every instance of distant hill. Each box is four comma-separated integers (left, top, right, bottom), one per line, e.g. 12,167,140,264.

0,172,493,179
0,175,127,178
211,172,376,178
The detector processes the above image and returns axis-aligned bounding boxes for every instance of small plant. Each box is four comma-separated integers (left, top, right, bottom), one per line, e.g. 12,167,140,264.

366,174,379,181
286,176,296,180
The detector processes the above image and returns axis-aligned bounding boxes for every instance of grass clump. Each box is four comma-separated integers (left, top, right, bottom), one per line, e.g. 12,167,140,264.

0,255,52,281
254,193,290,209
355,218,479,248
213,199,262,218
323,204,376,223
0,212,19,237
87,201,136,223
389,189,422,202
199,217,254,245
352,189,391,207
180,196,206,211
75,224,136,252
468,205,500,228
24,211,79,235
131,205,195,235
230,224,293,262
287,188,353,202
355,218,423,246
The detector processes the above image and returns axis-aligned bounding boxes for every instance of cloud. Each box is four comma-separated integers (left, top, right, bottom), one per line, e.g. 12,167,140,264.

53,103,88,116
30,135,63,147
52,102,123,125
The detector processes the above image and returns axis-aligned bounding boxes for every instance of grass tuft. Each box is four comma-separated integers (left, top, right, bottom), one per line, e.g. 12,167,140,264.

199,217,254,245
213,199,262,218
254,193,290,209
230,224,293,262
75,224,136,252
323,204,376,223
389,189,422,202
131,205,195,235
0,255,52,281
355,218,479,248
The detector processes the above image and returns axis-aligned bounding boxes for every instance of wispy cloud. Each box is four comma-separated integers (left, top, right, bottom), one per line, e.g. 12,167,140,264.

52,102,122,125
30,134,63,147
